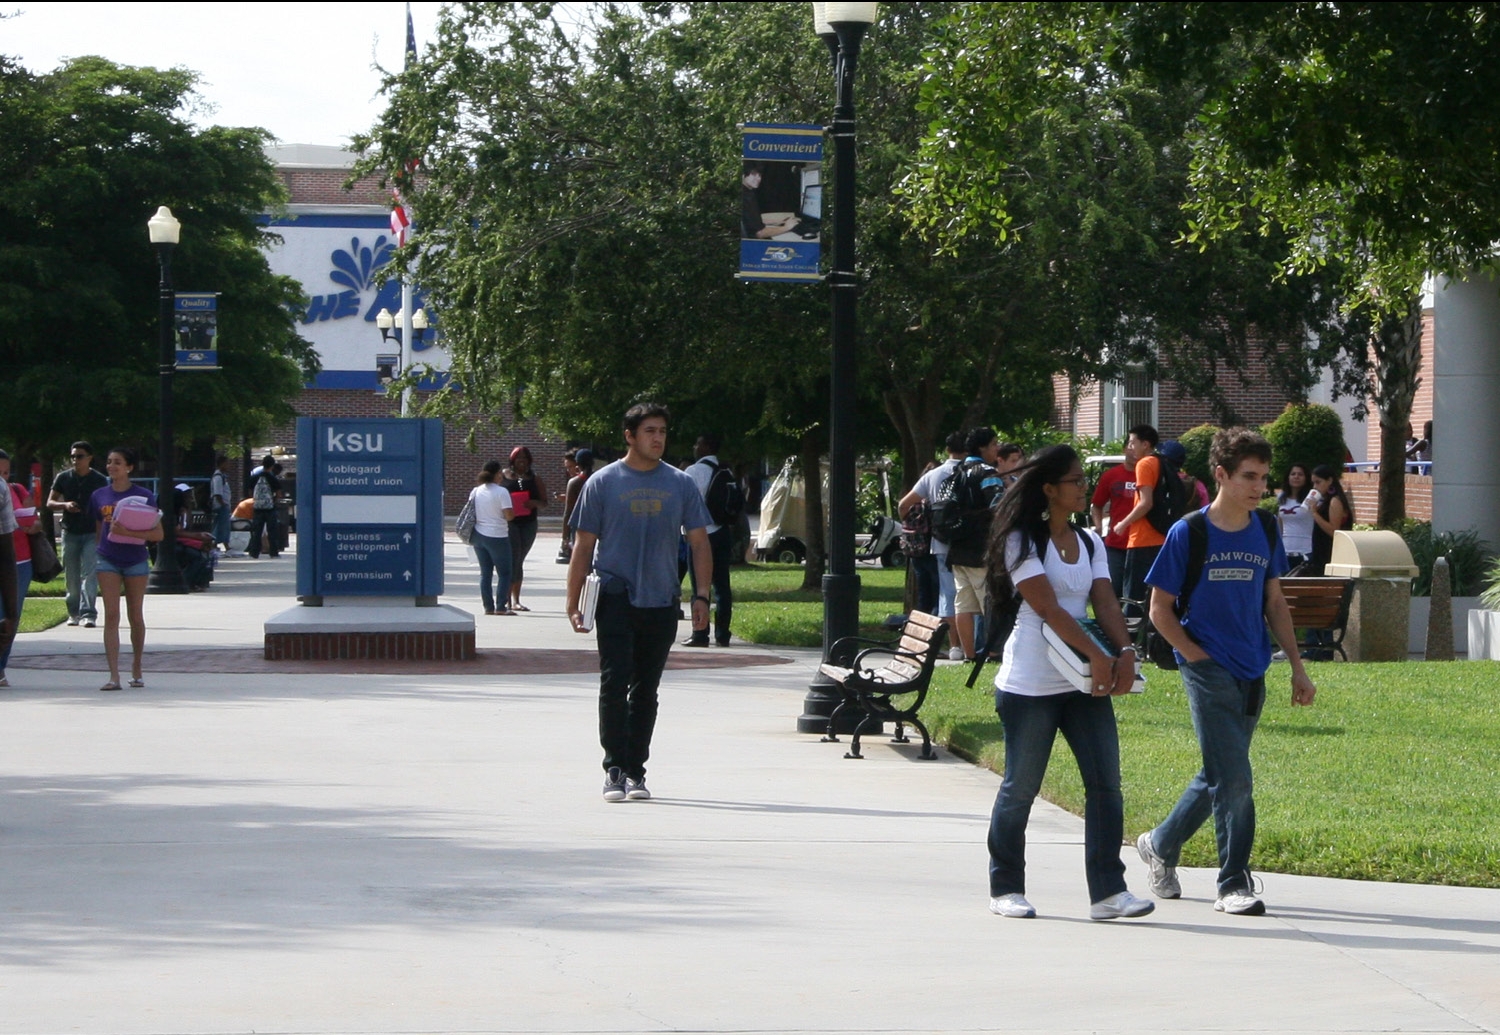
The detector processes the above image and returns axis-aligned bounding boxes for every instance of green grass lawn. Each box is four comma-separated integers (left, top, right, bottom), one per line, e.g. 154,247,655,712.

923,659,1500,888
727,565,1500,887
16,579,69,633
728,563,909,647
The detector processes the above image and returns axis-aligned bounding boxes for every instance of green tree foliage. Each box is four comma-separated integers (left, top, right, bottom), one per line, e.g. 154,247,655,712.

1259,404,1347,490
0,56,316,468
1177,424,1218,485
355,3,1063,487
1112,3,1500,523
902,3,1366,421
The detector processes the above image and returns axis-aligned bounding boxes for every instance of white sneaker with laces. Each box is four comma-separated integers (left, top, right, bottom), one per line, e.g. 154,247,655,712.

1215,878,1266,915
1136,831,1181,899
988,893,1036,918
948,646,965,661
1090,890,1155,920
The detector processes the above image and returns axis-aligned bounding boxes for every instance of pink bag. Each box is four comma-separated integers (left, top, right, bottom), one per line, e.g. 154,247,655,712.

107,494,160,544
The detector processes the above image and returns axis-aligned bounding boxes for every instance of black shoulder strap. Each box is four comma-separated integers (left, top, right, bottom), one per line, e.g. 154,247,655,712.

1174,510,1210,617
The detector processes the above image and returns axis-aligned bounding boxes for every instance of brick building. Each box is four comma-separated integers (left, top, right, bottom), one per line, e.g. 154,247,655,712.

255,145,588,515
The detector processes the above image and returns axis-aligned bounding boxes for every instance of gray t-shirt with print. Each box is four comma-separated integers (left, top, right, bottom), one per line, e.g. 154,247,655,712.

569,459,711,609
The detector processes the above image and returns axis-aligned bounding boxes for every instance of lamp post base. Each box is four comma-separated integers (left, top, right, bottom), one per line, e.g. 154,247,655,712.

146,566,190,595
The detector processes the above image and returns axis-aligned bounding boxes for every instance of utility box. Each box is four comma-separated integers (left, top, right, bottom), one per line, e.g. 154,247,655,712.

1325,530,1418,661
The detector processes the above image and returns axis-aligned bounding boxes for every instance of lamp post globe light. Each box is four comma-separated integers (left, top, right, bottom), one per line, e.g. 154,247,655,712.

374,306,429,416
146,206,189,595
798,2,879,734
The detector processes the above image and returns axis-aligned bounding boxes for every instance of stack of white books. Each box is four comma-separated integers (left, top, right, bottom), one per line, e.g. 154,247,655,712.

1042,618,1145,693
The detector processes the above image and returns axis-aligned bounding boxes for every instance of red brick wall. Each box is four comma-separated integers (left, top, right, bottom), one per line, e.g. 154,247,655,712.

1340,471,1431,524
279,168,391,207
1156,378,1294,438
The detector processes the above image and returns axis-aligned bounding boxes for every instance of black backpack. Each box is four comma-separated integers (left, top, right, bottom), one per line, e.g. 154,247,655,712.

1146,452,1190,535
1143,509,1280,670
701,459,744,526
931,459,995,547
967,526,1096,687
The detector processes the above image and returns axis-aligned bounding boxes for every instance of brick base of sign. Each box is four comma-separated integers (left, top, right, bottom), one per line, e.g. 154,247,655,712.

264,631,476,661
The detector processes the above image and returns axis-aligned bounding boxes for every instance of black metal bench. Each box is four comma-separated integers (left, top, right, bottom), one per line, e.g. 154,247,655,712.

818,610,947,760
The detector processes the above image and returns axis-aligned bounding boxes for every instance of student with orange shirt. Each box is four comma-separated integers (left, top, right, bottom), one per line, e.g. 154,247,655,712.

1111,425,1166,616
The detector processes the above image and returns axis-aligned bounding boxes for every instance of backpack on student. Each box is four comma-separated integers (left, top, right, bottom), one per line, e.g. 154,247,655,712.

1146,451,1190,535
901,497,932,558
252,473,274,510
1142,509,1280,670
701,459,744,526
966,526,1096,688
930,459,995,547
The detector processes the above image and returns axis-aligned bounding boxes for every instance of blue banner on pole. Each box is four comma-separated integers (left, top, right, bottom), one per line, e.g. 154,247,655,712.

738,122,823,283
174,293,220,370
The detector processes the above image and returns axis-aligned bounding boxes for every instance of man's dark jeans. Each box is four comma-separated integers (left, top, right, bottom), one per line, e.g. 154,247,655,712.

596,591,678,780
687,525,734,644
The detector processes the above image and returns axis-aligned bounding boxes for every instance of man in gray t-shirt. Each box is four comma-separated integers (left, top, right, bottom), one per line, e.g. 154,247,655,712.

567,402,712,803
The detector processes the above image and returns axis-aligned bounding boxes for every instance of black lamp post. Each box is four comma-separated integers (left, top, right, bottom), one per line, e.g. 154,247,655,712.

798,2,878,734
146,206,188,595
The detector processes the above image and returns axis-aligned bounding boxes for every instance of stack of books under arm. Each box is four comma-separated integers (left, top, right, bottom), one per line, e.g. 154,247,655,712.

1042,618,1145,694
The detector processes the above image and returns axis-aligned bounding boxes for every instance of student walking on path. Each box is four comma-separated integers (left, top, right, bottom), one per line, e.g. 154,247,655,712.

90,447,164,692
1136,428,1316,916
565,403,711,804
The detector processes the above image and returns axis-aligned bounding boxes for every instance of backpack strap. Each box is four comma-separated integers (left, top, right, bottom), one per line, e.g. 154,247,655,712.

1175,508,1280,618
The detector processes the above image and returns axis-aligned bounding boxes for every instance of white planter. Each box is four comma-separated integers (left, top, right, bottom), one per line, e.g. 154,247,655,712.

1409,596,1483,655
1468,609,1500,661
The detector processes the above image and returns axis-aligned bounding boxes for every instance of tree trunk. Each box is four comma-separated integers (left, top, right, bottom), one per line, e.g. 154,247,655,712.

1371,298,1423,528
798,427,826,592
882,378,945,493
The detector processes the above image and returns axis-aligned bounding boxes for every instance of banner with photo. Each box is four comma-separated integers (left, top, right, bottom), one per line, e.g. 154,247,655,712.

737,122,824,282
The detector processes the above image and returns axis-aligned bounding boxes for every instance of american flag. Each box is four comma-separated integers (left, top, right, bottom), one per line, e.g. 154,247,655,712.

390,4,419,246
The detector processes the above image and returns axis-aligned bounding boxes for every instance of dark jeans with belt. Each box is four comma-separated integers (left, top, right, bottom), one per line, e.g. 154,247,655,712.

596,590,678,780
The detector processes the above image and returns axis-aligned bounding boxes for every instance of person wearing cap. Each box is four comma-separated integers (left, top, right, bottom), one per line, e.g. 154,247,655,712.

501,446,547,611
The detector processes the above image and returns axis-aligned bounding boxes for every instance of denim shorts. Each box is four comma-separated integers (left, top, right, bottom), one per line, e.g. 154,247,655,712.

96,556,152,578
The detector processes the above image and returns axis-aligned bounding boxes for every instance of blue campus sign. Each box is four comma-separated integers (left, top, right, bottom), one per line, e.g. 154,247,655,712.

738,122,824,283
296,418,445,599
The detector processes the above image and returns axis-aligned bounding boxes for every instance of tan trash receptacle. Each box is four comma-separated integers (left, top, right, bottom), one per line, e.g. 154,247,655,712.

1324,530,1418,661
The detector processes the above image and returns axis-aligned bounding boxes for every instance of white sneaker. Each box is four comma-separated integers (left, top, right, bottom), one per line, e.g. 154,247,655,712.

625,777,651,801
66,617,80,627
988,893,1036,918
948,646,965,661
602,767,627,802
1090,890,1155,920
1215,889,1266,915
1136,831,1181,899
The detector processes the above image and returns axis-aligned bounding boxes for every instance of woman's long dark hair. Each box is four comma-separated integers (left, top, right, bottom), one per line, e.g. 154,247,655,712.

476,459,501,485
984,444,1079,600
1280,462,1312,504
1312,463,1353,519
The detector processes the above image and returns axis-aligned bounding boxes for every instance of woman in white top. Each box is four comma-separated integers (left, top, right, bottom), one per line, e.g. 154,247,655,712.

984,445,1152,921
468,461,515,615
1275,462,1315,571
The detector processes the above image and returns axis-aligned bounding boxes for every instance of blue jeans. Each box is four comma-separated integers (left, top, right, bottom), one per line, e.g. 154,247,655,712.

62,529,98,621
472,531,512,613
0,559,32,670
212,504,232,548
1122,544,1160,618
987,690,1127,903
1148,658,1264,896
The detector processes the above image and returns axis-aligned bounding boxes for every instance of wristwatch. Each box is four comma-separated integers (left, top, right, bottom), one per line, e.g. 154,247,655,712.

693,595,710,604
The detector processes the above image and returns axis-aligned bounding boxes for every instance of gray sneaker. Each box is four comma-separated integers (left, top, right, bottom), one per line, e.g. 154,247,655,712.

1136,831,1181,899
625,776,651,801
1090,890,1156,920
602,767,627,802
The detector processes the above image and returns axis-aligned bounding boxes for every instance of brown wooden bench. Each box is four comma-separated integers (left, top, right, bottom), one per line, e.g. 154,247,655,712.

817,610,947,760
1279,577,1355,661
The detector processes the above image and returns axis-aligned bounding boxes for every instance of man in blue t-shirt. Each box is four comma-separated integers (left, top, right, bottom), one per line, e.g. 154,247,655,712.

567,402,712,804
1135,428,1316,916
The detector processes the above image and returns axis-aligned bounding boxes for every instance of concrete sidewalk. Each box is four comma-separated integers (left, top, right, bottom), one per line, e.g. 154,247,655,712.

4,533,1498,1035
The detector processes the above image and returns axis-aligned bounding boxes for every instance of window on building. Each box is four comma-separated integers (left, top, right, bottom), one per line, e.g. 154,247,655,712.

1106,371,1157,443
